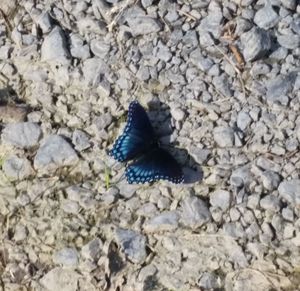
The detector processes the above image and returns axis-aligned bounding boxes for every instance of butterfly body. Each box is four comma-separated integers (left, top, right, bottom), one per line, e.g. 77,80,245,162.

110,101,184,184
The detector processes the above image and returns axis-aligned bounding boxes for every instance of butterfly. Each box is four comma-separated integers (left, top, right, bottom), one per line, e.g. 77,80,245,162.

110,101,184,184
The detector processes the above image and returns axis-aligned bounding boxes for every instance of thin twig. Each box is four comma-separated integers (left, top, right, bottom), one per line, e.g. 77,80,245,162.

177,9,198,21
214,45,246,97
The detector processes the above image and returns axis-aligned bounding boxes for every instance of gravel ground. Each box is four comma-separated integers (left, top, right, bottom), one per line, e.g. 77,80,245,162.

0,0,300,290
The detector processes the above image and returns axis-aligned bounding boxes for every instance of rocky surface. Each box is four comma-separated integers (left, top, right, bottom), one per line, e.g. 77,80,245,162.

0,0,300,290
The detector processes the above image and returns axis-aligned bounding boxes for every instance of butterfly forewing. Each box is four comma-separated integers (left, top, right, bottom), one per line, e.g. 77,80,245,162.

110,101,156,162
125,148,184,184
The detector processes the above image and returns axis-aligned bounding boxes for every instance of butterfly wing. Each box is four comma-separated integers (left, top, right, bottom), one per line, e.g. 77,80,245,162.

110,101,156,162
125,147,184,184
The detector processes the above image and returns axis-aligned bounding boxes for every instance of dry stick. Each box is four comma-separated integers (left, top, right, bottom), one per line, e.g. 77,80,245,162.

107,0,138,32
177,9,198,21
0,8,12,33
214,45,246,97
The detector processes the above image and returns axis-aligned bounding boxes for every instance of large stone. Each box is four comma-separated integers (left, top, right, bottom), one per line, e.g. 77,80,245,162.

53,248,79,267
213,126,235,147
254,4,279,29
241,28,271,61
143,211,179,233
3,156,33,180
34,135,79,172
115,228,147,264
266,73,296,104
210,189,231,211
278,180,300,207
180,196,211,228
41,26,70,64
1,122,41,148
40,267,80,291
127,16,161,36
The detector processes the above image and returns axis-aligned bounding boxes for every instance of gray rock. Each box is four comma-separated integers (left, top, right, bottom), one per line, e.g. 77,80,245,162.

0,45,12,59
213,126,235,147
77,18,107,35
282,207,294,221
271,214,284,234
237,111,252,131
141,0,153,8
16,193,31,206
281,0,297,10
90,39,110,59
230,208,241,221
137,203,157,217
182,30,199,48
157,196,171,210
136,66,150,81
170,107,185,121
260,170,281,190
266,73,296,104
223,222,245,238
190,49,213,72
61,200,80,214
72,130,90,151
250,62,271,77
212,75,232,97
155,43,172,62
101,187,119,205
247,242,267,259
3,156,33,181
291,18,300,35
254,4,279,29
127,16,161,36
2,122,42,149
256,157,281,172
81,238,103,261
210,189,231,211
235,17,252,35
241,27,271,61
199,31,215,48
269,46,288,60
297,126,300,143
66,186,95,209
40,267,80,291
82,58,109,87
41,26,70,64
198,272,221,289
37,11,53,33
53,248,79,267
93,113,113,130
260,195,281,212
277,33,300,49
70,44,90,60
283,223,295,239
13,224,27,242
286,138,299,152
165,6,179,22
180,196,211,229
278,180,300,206
143,211,179,233
198,1,223,38
34,135,79,172
118,180,139,198
189,146,211,164
247,194,260,209
230,165,252,187
115,228,147,264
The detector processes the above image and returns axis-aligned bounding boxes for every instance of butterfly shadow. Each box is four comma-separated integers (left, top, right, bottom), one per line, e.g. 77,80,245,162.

146,100,203,185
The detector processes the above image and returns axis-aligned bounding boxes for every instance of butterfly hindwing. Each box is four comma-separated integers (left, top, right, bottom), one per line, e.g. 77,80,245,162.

125,147,184,184
110,101,156,162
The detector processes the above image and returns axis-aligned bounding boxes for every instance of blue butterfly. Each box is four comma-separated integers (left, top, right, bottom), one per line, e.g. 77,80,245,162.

110,101,184,184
